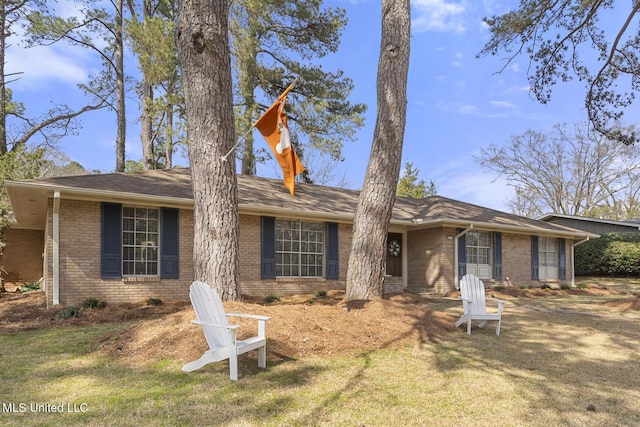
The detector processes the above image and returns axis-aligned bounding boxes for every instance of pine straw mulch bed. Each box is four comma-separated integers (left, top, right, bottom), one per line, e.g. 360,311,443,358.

1,285,638,366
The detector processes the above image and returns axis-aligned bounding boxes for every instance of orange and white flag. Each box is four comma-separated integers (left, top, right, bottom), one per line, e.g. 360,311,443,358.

254,83,305,195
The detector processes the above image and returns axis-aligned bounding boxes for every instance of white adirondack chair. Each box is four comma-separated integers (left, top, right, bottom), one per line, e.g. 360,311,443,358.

182,281,270,380
454,274,506,335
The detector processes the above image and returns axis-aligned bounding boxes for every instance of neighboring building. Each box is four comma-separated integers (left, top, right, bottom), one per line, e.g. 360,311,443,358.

538,213,640,235
5,169,597,307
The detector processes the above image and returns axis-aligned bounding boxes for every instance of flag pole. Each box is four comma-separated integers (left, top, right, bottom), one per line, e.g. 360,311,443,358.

221,126,254,161
221,77,299,162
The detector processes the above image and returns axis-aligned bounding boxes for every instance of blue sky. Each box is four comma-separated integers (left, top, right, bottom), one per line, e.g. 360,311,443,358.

6,0,608,212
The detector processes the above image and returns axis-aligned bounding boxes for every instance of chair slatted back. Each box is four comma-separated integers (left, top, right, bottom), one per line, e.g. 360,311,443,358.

189,281,230,349
459,274,488,315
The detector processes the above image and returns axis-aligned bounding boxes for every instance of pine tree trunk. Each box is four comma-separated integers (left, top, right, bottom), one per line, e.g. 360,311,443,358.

141,81,154,170
165,102,174,168
0,4,7,155
176,0,241,300
140,0,154,171
115,0,126,172
345,0,410,301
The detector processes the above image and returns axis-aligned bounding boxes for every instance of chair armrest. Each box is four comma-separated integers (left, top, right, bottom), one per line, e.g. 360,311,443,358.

226,313,271,321
487,297,506,305
191,320,239,330
486,297,506,314
458,296,473,303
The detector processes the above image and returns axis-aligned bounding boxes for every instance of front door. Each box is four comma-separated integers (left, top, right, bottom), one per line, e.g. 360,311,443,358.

386,233,402,277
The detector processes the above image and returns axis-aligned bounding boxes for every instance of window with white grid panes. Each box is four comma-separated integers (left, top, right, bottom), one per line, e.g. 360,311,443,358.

275,219,324,277
538,236,558,279
122,207,159,276
465,230,492,279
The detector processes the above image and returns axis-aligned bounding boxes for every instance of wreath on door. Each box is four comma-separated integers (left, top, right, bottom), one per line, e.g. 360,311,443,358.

387,240,401,257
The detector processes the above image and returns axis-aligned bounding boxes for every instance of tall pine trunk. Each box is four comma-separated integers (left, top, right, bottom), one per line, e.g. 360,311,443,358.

345,0,410,301
0,4,7,155
115,0,126,172
176,0,241,300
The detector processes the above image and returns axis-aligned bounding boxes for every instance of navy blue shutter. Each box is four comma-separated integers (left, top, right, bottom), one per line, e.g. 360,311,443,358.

326,222,339,280
101,203,122,278
493,232,503,280
261,217,276,279
531,236,539,280
457,228,466,277
161,208,179,279
558,238,566,280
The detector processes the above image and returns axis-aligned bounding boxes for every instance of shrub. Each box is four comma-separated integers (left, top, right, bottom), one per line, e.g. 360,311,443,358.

575,233,640,276
266,294,280,303
315,290,327,298
146,297,163,306
22,281,41,292
82,297,106,309
55,307,82,320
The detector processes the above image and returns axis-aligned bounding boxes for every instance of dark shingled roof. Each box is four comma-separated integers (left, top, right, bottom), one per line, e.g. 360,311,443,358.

6,168,596,238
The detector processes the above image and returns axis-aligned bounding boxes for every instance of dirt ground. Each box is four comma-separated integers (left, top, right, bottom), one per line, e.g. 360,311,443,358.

1,283,638,366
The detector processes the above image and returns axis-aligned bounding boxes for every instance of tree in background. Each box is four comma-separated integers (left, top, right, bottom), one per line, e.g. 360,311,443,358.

396,161,436,198
27,0,129,171
0,1,106,155
176,0,240,300
126,0,184,169
229,0,366,182
0,145,86,288
480,1,640,146
345,0,410,301
476,123,640,218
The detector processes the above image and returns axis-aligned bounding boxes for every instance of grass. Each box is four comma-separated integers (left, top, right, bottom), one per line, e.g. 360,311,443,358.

1,280,640,426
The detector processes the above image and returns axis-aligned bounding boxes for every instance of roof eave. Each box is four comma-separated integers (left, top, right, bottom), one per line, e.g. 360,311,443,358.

6,180,193,208
407,217,599,239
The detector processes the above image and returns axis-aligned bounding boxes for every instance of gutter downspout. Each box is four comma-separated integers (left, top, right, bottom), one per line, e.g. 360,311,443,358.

571,237,590,288
53,190,60,306
454,224,473,289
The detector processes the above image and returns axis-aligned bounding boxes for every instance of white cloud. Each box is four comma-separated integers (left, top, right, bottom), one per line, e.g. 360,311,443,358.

412,0,467,33
490,100,516,109
5,25,98,92
433,161,512,211
435,101,508,118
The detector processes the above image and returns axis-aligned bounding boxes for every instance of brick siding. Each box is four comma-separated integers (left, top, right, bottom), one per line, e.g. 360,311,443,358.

43,199,194,307
3,228,44,283
38,198,574,307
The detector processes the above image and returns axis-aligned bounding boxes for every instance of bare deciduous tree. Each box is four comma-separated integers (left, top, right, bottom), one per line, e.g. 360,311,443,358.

476,123,640,218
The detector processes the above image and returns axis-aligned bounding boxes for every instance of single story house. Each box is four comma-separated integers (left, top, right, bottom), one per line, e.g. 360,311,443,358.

5,168,597,307
538,213,640,235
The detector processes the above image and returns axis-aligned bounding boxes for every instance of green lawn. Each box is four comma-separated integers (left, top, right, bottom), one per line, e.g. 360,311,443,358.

1,279,639,426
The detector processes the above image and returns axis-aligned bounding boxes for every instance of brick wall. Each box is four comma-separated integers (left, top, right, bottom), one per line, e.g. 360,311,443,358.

42,196,576,306
501,233,573,288
239,220,353,297
46,202,360,305
406,227,574,292
3,228,44,283
502,233,532,286
44,199,195,307
406,227,456,293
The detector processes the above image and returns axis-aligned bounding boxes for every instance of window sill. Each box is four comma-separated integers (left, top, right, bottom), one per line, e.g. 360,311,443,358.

122,276,161,283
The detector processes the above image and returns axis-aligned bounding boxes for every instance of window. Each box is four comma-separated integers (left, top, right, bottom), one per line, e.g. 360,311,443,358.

538,237,558,279
465,231,492,278
102,203,178,279
122,207,159,276
275,219,324,277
